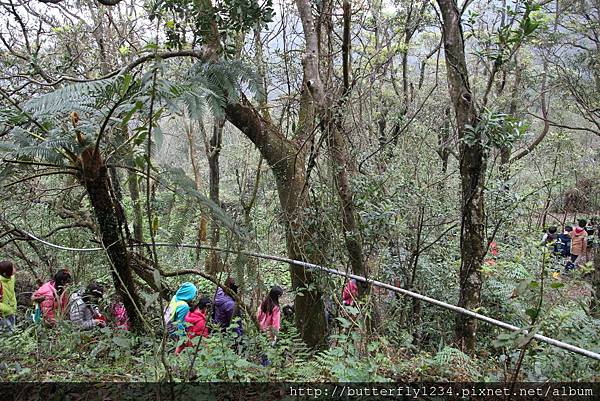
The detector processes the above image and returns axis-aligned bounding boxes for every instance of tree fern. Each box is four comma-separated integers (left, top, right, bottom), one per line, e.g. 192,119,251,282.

166,200,194,245
23,77,120,121
161,166,247,240
429,346,479,379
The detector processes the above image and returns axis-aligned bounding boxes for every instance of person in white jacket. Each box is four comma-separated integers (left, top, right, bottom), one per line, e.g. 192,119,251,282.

69,283,106,330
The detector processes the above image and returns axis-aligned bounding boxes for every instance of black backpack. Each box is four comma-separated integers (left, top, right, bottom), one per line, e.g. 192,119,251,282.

554,233,571,257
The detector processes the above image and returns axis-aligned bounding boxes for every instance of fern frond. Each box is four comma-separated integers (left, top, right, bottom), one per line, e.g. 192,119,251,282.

168,200,194,245
161,167,247,240
24,78,119,120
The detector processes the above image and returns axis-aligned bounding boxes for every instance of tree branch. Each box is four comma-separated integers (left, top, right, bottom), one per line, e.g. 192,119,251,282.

510,63,550,162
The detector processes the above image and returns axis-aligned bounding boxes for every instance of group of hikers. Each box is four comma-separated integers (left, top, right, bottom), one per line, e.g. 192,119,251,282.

540,218,597,272
0,264,129,333
163,278,284,358
2,219,596,342
0,261,286,363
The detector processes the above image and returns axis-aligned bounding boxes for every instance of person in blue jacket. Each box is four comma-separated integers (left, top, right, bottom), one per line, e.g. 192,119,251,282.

164,282,197,337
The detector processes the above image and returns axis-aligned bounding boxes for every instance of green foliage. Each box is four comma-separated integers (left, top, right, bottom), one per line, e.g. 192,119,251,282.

312,333,391,381
466,0,543,66
150,0,273,52
161,166,247,240
463,108,528,150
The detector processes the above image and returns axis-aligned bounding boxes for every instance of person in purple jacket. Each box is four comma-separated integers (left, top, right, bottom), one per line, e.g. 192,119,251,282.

213,277,243,337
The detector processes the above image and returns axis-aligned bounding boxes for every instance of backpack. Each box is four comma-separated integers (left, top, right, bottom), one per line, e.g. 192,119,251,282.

32,304,42,323
163,298,187,336
554,234,571,257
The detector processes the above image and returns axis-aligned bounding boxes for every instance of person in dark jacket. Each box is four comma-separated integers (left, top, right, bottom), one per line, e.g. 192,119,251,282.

541,226,558,246
213,277,242,336
555,226,572,258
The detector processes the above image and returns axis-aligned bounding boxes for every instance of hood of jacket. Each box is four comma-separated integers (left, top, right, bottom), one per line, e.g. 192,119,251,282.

215,287,234,308
185,308,207,325
36,281,56,298
573,227,586,236
175,282,197,302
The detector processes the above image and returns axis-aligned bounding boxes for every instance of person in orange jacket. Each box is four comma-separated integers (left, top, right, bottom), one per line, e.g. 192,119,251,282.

568,219,588,269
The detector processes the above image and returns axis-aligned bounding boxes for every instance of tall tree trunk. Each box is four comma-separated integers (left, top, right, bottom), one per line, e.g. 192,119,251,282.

184,118,208,262
192,0,223,274
330,0,367,287
437,106,452,176
182,0,329,347
327,123,366,282
206,118,224,273
500,55,522,165
298,0,367,287
240,155,265,310
437,0,486,353
127,169,144,243
225,95,327,348
77,148,144,331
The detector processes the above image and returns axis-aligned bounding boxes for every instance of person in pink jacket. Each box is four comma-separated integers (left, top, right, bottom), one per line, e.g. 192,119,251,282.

110,300,130,331
257,286,283,366
31,269,72,326
257,286,283,337
342,279,359,306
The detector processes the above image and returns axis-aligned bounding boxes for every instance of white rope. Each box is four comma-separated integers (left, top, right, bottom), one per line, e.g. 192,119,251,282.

17,231,103,252
15,230,600,361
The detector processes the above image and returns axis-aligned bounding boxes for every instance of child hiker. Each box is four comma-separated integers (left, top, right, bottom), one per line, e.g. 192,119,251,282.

110,297,130,331
175,296,211,355
32,269,72,326
568,220,588,269
213,277,243,337
164,282,197,339
342,279,358,306
257,286,283,366
69,282,106,330
0,261,17,333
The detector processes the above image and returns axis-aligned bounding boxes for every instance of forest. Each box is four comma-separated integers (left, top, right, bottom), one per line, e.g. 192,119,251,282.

0,0,599,389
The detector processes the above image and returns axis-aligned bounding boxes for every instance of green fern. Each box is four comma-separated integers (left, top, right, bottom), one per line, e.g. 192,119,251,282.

161,167,247,240
23,77,120,120
167,200,194,245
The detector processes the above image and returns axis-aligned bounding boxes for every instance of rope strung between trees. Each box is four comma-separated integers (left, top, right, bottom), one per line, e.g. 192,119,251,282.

16,229,600,361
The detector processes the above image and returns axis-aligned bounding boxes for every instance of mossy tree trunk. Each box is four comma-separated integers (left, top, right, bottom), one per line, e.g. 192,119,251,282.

437,0,486,353
77,150,144,331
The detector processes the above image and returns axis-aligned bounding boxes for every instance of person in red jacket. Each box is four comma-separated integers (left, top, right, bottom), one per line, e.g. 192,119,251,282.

484,239,499,266
176,296,211,355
